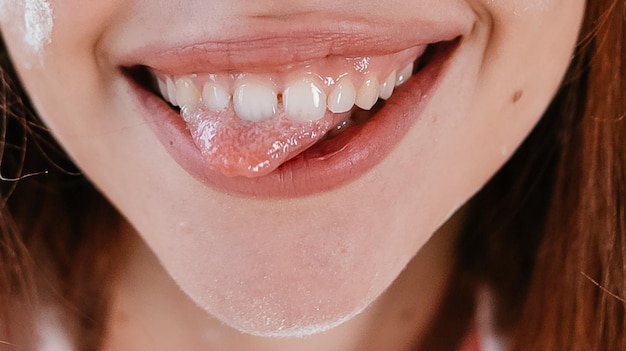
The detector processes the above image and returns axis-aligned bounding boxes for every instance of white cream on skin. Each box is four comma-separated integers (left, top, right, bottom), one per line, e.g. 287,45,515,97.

23,0,53,55
0,0,54,64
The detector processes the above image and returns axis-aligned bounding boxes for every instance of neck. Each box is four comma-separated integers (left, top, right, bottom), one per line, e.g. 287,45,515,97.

103,209,469,351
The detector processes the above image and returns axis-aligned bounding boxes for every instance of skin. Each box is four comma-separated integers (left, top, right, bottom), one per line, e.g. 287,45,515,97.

1,0,584,349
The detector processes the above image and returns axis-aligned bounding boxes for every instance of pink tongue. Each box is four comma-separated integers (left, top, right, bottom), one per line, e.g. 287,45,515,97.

182,107,344,177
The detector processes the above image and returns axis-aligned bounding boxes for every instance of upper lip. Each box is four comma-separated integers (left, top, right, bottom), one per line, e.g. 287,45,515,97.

111,10,473,75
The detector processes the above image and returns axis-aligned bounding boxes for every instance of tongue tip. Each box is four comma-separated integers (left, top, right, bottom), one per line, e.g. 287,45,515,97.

216,156,280,178
182,107,341,178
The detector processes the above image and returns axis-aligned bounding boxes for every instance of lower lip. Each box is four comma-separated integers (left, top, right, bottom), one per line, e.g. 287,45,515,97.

128,41,458,198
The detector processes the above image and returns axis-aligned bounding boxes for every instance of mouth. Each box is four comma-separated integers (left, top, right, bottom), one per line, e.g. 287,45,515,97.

124,38,460,198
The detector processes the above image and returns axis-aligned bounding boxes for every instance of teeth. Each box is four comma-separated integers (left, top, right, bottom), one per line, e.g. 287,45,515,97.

395,62,414,87
202,82,230,112
154,57,418,120
157,77,169,103
175,77,200,111
379,71,396,100
355,76,380,110
233,78,278,122
165,77,179,106
327,80,356,113
283,78,327,122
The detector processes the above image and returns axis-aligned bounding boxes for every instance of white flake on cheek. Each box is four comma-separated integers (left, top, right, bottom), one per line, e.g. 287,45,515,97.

23,0,53,55
0,0,54,64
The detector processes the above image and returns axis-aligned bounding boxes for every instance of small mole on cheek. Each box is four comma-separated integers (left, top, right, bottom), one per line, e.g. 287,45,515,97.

512,90,523,103
179,222,192,235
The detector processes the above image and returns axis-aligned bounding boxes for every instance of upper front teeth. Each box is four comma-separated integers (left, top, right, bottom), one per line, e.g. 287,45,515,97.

283,77,327,122
202,82,230,112
155,60,416,123
233,78,278,122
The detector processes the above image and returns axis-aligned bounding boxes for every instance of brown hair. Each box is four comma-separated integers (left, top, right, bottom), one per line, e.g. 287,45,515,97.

0,0,624,349
0,41,123,348
461,0,625,349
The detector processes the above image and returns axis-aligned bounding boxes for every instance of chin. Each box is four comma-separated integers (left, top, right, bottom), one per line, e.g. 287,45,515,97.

151,192,436,337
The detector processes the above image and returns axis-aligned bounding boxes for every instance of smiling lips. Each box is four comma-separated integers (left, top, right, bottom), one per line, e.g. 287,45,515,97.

125,22,462,197
148,46,426,177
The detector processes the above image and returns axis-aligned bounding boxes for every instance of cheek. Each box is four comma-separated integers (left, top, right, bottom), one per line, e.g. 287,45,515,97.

470,0,584,148
0,0,54,65
141,184,429,337
484,0,556,12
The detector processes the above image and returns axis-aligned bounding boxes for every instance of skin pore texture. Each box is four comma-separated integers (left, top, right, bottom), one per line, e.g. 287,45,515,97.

0,0,584,349
490,0,550,12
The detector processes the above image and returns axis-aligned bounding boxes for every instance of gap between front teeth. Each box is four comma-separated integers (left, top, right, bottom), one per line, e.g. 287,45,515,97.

157,61,415,123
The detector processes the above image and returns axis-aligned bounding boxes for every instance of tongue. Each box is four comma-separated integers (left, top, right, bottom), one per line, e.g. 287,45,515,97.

181,106,349,177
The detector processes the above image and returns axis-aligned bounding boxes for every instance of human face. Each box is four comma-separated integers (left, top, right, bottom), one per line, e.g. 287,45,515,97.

1,0,584,337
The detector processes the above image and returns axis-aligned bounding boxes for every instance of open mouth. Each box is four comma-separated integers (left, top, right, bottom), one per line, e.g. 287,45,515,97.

125,38,459,197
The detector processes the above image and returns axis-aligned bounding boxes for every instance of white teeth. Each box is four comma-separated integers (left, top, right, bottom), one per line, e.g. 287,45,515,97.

202,82,230,112
175,77,200,110
157,77,169,103
355,76,380,110
379,71,396,100
165,77,179,106
283,78,327,122
233,79,278,122
155,57,417,120
395,62,414,87
327,80,356,113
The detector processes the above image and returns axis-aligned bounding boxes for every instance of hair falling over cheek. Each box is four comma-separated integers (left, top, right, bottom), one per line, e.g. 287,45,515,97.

513,1,626,349
461,1,626,350
0,42,124,349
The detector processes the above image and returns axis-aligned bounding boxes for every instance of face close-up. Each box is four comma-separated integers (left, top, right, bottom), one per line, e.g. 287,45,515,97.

0,0,584,339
